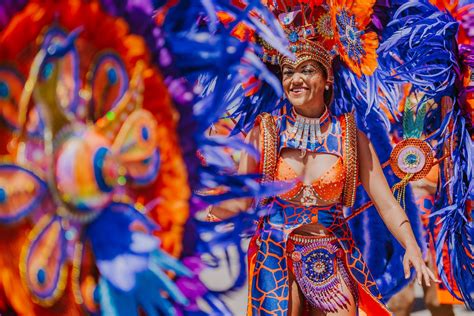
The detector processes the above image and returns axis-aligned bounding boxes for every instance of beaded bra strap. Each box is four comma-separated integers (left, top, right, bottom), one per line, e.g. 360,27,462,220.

342,113,358,207
257,113,278,206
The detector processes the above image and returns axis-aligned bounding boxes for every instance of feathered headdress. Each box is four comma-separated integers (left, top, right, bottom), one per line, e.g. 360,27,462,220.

260,0,379,78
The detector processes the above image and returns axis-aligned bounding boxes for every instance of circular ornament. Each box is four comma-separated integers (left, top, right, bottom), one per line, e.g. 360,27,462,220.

303,248,335,284
316,13,334,40
292,251,302,262
390,138,433,181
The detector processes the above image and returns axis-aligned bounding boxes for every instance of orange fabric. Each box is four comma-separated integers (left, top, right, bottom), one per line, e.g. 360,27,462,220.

276,157,345,202
0,0,190,259
329,0,379,77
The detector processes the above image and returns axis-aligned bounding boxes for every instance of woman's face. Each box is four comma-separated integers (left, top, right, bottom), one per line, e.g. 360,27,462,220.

282,60,327,110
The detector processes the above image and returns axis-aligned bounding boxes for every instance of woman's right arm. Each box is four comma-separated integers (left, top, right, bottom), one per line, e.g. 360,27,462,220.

207,124,261,220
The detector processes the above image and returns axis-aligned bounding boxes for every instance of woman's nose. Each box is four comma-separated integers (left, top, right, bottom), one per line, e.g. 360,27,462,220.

292,72,304,83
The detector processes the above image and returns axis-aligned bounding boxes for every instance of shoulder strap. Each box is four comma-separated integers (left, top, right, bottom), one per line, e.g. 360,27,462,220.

342,112,358,208
256,113,278,205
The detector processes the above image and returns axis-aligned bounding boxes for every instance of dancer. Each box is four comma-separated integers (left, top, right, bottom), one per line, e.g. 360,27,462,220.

0,0,287,314
207,2,439,314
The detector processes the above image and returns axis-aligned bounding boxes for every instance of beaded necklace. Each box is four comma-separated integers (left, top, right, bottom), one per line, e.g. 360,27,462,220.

287,107,330,156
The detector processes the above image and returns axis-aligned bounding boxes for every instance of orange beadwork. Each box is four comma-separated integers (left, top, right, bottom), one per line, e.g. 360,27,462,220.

258,113,279,206
342,113,358,207
390,138,434,181
276,157,345,204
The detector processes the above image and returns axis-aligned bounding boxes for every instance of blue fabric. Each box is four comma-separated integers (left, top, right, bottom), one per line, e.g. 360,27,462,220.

86,203,191,315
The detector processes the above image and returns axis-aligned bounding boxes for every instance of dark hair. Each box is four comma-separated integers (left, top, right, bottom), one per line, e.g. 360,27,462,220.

324,85,334,106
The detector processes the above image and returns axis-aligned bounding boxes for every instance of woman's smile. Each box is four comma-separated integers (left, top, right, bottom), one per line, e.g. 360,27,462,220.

289,86,309,97
282,60,328,115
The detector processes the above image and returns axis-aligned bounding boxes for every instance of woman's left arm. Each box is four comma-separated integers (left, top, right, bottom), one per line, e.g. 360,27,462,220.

357,130,439,286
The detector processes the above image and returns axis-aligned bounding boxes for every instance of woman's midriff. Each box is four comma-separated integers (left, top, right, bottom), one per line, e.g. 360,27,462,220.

292,221,331,236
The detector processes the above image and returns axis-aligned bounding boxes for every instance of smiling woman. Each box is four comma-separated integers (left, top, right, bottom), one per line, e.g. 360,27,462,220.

282,61,328,116
207,1,440,315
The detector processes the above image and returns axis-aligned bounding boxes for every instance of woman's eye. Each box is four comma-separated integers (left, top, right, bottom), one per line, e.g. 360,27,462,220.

283,70,294,76
302,69,315,75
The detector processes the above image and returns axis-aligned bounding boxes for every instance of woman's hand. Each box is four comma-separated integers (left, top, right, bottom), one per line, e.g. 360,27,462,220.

403,245,440,286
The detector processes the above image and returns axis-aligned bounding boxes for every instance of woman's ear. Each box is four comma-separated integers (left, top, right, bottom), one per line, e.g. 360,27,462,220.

324,84,334,106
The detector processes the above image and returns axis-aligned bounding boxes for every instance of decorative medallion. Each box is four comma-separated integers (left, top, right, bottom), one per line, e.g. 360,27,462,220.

316,13,334,40
303,247,336,284
336,10,365,61
390,138,434,181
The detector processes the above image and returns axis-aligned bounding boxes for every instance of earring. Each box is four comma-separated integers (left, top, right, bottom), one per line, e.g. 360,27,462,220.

325,85,329,91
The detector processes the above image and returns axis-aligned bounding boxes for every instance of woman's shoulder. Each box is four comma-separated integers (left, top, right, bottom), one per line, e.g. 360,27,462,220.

254,112,282,130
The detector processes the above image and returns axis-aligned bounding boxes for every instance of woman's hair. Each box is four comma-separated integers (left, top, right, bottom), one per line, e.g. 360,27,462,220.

315,61,335,107
324,85,334,106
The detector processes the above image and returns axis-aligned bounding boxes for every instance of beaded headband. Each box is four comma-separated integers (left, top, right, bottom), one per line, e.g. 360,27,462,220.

278,40,334,82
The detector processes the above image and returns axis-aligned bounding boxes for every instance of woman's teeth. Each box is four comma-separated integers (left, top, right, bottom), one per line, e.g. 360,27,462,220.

291,88,306,93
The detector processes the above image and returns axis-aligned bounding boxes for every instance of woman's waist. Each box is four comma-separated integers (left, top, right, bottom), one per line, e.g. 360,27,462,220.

268,196,343,212
260,197,346,229
291,222,331,236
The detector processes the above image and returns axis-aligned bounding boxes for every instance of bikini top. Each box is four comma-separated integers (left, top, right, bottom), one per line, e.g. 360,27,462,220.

275,157,345,205
256,110,358,207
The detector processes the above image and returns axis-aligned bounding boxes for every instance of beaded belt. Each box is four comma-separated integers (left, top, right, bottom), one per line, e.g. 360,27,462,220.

287,233,358,313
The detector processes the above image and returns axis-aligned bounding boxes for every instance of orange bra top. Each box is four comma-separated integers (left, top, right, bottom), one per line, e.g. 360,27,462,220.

275,156,345,205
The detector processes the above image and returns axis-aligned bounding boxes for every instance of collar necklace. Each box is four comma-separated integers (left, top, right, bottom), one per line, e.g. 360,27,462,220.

287,107,330,153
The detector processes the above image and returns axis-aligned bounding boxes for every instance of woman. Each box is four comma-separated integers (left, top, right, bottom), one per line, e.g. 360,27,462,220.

209,56,438,315
207,2,440,315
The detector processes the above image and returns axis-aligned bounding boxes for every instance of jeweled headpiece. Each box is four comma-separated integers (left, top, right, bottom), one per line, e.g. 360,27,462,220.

261,0,379,80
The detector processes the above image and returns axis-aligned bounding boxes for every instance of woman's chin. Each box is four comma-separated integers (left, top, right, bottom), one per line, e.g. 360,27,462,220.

288,97,308,108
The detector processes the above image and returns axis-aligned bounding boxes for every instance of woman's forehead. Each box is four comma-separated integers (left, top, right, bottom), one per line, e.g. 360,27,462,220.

282,60,320,70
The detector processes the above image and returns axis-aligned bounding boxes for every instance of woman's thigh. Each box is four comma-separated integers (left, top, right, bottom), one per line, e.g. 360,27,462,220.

289,267,305,316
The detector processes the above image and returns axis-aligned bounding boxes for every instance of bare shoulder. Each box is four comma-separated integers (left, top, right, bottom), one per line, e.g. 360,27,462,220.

356,128,369,145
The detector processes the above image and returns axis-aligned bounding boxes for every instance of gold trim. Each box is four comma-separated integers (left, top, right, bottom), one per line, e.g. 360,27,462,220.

279,41,334,83
342,113,358,207
389,138,434,181
258,113,278,206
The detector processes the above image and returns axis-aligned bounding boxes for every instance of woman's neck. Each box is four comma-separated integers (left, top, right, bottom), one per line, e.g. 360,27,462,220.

293,103,326,118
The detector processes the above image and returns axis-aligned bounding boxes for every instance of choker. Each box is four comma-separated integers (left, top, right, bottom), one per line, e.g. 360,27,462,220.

288,107,330,153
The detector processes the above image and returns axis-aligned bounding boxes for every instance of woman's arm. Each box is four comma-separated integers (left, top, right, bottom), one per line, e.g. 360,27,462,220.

207,124,261,220
357,130,438,286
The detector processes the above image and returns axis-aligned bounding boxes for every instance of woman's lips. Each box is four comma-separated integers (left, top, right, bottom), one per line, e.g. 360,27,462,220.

289,87,308,96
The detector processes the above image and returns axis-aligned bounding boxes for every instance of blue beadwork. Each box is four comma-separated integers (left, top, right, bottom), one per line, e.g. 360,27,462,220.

289,31,299,43
93,147,114,194
0,81,9,99
405,153,419,165
0,188,6,203
107,67,118,84
141,126,149,141
37,268,46,284
303,248,335,283
336,10,365,61
42,63,54,80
